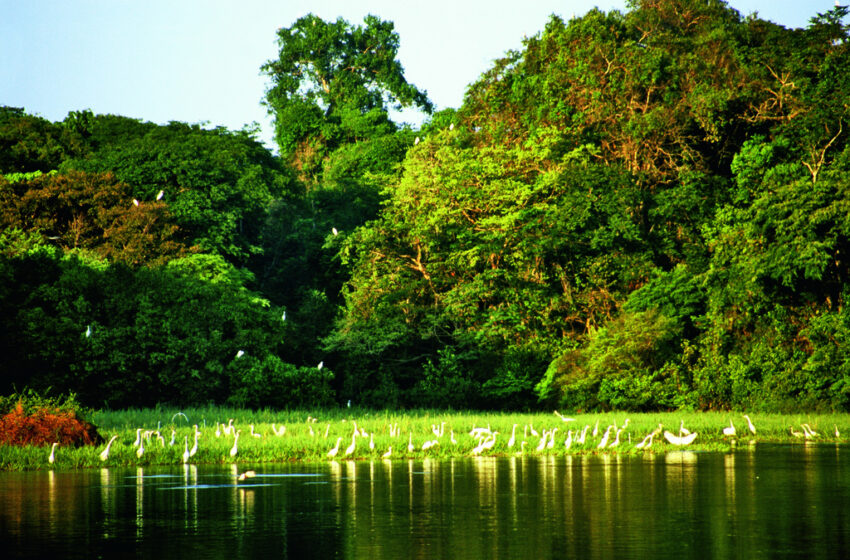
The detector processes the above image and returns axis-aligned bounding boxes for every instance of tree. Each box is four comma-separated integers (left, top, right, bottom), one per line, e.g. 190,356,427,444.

262,14,432,180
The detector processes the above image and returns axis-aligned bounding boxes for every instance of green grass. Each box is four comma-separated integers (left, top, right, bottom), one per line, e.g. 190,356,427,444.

2,407,848,471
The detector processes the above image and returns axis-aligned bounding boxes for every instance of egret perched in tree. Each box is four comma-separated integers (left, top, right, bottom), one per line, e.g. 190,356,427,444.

281,310,286,321
182,436,190,463
317,361,324,370
156,190,164,200
48,442,58,464
100,435,119,461
328,437,342,458
132,199,139,207
85,325,92,338
230,431,240,457
236,350,245,359
332,227,338,236
723,420,736,437
414,137,420,145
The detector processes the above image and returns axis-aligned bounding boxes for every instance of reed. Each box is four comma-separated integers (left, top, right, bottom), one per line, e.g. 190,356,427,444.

2,408,848,471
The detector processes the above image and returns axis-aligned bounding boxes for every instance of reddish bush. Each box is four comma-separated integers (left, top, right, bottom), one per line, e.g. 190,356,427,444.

0,402,103,446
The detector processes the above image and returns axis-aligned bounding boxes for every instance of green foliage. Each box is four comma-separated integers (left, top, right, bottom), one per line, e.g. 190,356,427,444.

226,356,335,409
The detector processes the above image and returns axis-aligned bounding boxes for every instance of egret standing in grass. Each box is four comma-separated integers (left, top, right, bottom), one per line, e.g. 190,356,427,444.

723,420,736,437
230,431,240,458
48,442,58,465
344,432,357,457
328,437,342,458
743,414,756,435
136,437,145,458
182,436,190,463
99,435,119,461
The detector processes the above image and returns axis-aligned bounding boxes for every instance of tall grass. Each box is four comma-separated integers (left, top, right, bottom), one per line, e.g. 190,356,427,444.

2,407,848,471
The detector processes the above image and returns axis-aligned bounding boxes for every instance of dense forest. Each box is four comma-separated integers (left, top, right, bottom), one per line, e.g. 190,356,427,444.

2,0,849,412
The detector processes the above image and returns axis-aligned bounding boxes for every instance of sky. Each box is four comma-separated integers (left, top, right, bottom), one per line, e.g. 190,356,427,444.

0,0,834,151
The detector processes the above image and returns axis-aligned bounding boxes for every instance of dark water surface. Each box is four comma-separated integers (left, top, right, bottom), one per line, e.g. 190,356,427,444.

2,445,849,559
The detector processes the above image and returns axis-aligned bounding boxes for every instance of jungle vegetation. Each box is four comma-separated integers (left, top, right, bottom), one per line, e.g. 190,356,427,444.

2,0,850,413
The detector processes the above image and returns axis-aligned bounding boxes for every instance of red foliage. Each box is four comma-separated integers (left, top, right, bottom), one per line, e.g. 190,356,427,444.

0,402,102,446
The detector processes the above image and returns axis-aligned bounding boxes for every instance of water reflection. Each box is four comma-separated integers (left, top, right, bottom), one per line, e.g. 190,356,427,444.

2,447,850,559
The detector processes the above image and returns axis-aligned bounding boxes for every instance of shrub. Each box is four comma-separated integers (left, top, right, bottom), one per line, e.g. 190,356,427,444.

0,389,102,446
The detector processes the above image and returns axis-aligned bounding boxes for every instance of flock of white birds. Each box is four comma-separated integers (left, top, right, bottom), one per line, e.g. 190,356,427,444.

46,411,841,466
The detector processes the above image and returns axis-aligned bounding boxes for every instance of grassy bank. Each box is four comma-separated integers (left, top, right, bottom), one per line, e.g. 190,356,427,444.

2,407,848,471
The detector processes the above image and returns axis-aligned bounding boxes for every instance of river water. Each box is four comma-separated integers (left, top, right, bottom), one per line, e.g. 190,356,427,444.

1,445,849,559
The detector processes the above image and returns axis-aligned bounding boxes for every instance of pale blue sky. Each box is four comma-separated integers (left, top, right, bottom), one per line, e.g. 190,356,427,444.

0,0,834,151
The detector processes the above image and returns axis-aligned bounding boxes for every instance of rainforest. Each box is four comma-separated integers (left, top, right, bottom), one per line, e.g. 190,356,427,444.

2,0,850,414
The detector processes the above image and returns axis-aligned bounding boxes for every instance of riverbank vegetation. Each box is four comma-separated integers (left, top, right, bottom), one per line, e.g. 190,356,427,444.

1,406,848,470
2,1,850,413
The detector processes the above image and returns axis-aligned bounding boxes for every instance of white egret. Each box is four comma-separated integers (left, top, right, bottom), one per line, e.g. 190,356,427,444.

576,425,589,444
235,350,245,359
100,435,119,461
608,428,622,448
156,190,164,200
281,310,286,321
250,424,261,438
132,199,139,207
547,428,558,449
317,361,324,370
85,325,92,338
136,437,145,458
382,446,392,459
597,426,612,449
215,423,222,438
414,137,420,145
48,442,58,464
328,437,342,458
743,414,756,435
565,430,573,450
536,430,549,452
344,432,357,457
592,420,600,437
679,420,692,437
189,430,199,457
723,420,736,437
133,428,142,447
369,433,375,451
332,227,338,236
554,410,575,422
635,431,654,449
182,436,190,463
230,431,240,457
238,470,256,481
802,423,818,437
790,426,804,438
529,424,539,437
515,441,528,456
407,433,414,453
224,418,234,436
507,424,517,448
169,429,176,446
450,429,457,445
835,425,841,438
449,123,454,131
664,430,698,446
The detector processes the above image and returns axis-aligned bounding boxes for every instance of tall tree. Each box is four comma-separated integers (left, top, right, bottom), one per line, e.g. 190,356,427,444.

262,14,433,181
